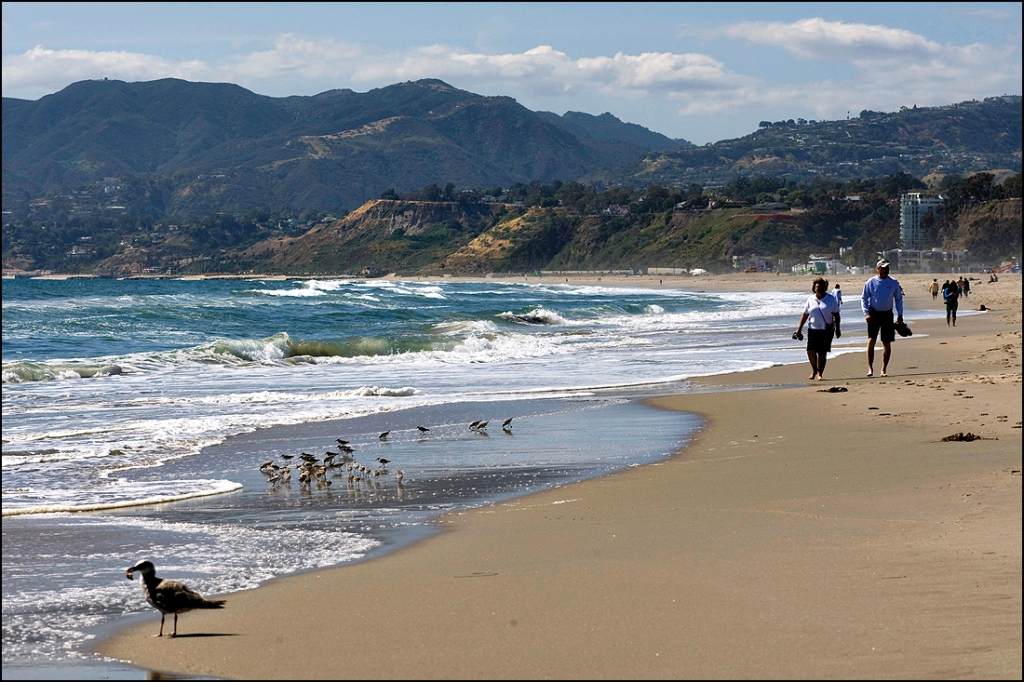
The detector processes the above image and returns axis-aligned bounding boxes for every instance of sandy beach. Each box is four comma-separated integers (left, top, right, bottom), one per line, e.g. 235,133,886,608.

96,274,1022,679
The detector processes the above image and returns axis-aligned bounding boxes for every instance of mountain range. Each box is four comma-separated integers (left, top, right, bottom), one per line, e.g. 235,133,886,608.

623,96,1021,188
1,78,689,216
2,78,1021,222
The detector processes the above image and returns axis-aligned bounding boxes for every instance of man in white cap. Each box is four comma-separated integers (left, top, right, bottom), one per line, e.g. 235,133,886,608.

861,259,904,377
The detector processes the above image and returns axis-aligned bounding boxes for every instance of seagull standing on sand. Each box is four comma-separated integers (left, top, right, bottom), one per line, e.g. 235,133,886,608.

125,560,225,637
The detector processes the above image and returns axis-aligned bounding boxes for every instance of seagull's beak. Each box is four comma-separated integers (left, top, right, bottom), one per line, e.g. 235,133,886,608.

126,569,135,580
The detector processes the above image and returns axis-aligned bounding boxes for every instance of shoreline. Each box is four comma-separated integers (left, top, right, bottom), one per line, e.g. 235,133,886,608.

94,277,1022,678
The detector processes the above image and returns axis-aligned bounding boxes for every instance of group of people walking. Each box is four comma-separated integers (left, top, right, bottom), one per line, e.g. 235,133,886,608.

929,277,967,326
793,259,904,380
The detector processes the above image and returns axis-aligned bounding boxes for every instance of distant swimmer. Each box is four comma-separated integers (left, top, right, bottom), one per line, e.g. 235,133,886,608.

126,560,225,638
379,431,390,441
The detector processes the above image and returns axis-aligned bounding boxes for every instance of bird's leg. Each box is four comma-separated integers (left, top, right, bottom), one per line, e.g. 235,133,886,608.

172,613,178,638
158,614,165,637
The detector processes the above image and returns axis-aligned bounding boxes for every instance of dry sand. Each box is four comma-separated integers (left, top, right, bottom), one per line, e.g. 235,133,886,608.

96,275,1022,679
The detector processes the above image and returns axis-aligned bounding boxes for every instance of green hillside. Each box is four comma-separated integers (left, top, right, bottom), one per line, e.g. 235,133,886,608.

2,78,685,216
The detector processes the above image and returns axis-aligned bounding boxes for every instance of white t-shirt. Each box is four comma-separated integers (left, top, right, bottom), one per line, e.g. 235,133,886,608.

803,293,840,330
833,287,843,305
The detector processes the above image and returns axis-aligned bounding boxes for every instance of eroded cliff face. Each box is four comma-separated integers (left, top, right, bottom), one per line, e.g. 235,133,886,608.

947,198,1022,260
335,200,501,237
246,200,817,276
252,200,526,274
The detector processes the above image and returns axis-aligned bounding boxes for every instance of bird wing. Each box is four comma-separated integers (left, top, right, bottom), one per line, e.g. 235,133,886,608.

153,579,225,613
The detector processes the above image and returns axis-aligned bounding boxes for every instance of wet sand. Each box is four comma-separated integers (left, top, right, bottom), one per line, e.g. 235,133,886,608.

96,275,1022,679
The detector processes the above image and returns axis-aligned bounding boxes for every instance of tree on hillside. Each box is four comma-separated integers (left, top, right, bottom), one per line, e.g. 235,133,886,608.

1004,173,1022,198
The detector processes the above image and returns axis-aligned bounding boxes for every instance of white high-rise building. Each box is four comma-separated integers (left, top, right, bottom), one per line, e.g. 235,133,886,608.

899,193,944,250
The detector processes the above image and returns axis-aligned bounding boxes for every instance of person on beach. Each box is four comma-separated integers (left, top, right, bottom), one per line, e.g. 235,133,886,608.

929,279,940,300
861,259,903,377
962,278,970,298
944,277,960,326
795,277,841,381
832,283,843,306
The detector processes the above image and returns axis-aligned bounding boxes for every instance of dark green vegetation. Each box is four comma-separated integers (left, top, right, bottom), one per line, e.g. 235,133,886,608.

5,172,1018,276
4,78,1019,221
2,78,689,217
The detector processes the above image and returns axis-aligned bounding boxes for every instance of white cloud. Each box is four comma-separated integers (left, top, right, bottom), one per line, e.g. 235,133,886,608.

221,33,362,81
690,18,1021,125
1,21,1019,143
349,44,753,100
720,18,941,62
2,46,208,99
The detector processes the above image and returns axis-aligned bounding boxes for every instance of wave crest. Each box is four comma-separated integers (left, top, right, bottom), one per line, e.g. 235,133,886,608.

1,478,242,516
498,307,567,325
2,362,124,384
203,332,427,363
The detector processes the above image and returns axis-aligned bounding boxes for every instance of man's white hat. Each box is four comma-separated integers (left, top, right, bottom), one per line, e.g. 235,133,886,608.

876,259,890,268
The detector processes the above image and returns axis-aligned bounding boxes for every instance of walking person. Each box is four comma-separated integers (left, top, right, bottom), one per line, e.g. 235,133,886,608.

861,259,903,377
929,279,940,300
795,278,841,381
962,278,970,298
944,277,960,326
832,283,843,306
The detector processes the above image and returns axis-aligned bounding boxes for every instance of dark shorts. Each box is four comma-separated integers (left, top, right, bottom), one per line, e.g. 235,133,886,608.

867,307,894,343
946,298,959,311
807,326,834,353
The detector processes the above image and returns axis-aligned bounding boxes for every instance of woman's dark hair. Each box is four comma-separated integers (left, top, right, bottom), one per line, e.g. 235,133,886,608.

812,277,829,292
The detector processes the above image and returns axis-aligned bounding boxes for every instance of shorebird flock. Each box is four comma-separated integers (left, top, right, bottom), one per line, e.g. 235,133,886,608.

257,417,515,496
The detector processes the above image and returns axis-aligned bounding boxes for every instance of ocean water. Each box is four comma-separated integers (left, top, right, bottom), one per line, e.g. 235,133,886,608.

1,276,929,677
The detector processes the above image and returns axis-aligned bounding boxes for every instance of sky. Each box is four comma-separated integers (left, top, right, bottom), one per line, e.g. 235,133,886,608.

2,2,1021,145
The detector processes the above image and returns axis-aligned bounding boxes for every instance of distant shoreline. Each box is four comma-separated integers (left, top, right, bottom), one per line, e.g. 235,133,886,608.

3,271,1009,303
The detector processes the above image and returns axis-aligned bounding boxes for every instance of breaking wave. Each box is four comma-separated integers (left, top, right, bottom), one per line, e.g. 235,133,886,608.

498,307,567,325
2,361,124,383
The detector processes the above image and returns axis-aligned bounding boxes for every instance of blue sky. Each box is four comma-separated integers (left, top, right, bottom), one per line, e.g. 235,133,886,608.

3,2,1021,144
